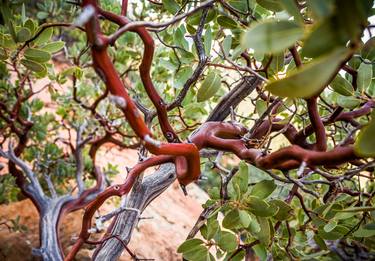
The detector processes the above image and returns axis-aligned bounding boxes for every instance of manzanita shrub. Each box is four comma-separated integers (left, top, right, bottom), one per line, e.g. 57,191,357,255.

0,0,375,260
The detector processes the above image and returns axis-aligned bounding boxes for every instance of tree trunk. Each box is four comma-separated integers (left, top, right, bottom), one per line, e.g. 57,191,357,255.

32,198,70,261
93,164,176,260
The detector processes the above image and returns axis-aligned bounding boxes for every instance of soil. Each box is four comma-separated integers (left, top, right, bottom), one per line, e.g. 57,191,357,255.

0,173,208,260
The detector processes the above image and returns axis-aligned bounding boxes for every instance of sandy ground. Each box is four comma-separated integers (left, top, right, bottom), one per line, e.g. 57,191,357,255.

0,151,208,261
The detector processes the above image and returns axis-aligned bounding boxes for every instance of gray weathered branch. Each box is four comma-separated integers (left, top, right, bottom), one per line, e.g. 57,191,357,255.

93,163,176,260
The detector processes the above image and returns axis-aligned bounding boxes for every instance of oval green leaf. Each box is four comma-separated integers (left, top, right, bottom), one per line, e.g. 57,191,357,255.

330,75,354,96
217,15,238,29
265,48,347,98
241,20,303,54
336,95,361,109
41,41,65,53
269,199,293,221
197,71,221,102
21,58,45,72
32,27,53,45
244,196,278,217
16,27,31,42
250,179,276,199
357,61,373,92
24,48,51,63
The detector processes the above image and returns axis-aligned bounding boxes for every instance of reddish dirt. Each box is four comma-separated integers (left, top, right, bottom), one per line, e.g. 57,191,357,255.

0,168,208,260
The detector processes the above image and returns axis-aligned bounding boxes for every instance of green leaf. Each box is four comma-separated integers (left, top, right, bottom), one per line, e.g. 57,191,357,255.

227,0,248,12
222,209,242,229
230,161,249,196
330,75,354,96
217,231,237,252
280,0,304,24
307,0,334,20
222,209,251,229
197,71,221,102
21,59,45,73
323,219,337,232
269,199,293,221
16,27,31,42
174,67,193,88
336,95,361,109
24,19,36,35
0,48,8,61
37,11,49,20
253,244,267,261
241,20,303,54
178,238,213,261
265,48,347,98
353,227,375,238
362,37,375,61
256,0,283,12
357,62,373,92
33,27,53,45
24,48,51,63
250,179,276,199
354,114,375,157
0,33,16,48
301,20,343,58
204,27,212,55
177,238,204,253
313,234,328,250
239,210,252,228
41,41,65,53
187,9,216,26
256,217,271,245
338,206,375,212
163,0,180,14
256,100,267,116
318,227,342,240
244,196,278,217
217,16,238,29
222,35,232,57
206,218,219,240
21,4,26,23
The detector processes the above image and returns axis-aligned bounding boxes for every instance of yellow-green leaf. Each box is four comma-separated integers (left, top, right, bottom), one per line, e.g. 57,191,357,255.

241,20,303,54
197,71,221,102
265,48,347,98
32,27,53,45
41,41,65,53
0,48,8,60
354,113,375,157
357,61,373,92
24,48,51,63
336,95,361,109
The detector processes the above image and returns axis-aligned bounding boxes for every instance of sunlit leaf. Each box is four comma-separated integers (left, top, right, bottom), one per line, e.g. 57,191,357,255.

265,48,347,98
41,41,65,53
241,20,303,54
354,113,375,157
357,62,373,92
24,48,51,63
